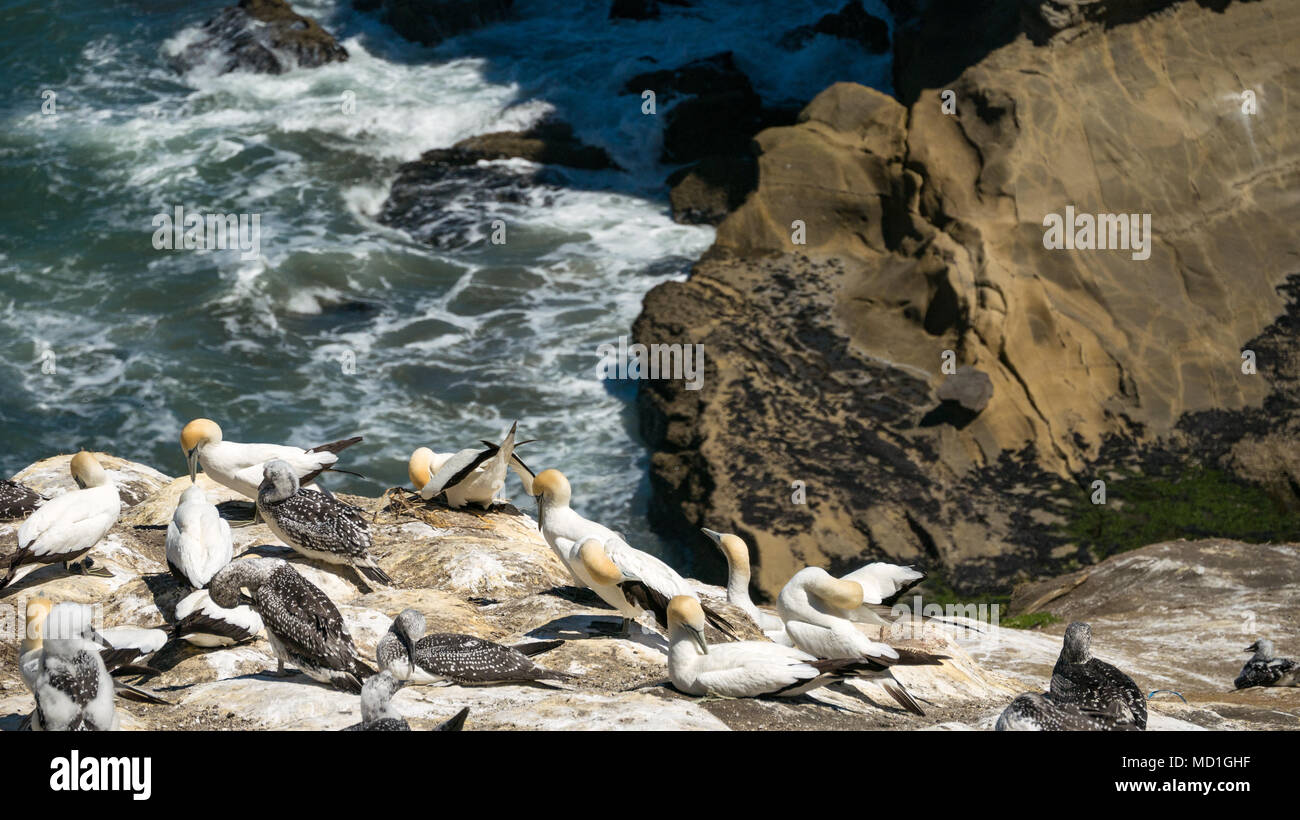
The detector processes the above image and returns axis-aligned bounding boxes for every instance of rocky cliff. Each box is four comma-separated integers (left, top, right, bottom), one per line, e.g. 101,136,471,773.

634,0,1300,596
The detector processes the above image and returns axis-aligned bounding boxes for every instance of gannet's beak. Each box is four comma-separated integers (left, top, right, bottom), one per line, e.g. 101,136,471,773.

1244,641,1259,653
700,528,723,545
186,448,199,482
690,626,708,655
398,632,416,679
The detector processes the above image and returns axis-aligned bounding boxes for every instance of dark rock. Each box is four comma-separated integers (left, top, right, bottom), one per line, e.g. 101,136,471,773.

610,0,660,20
779,0,890,53
667,155,758,225
426,120,618,170
936,366,993,412
365,0,514,46
171,0,349,75
622,52,752,104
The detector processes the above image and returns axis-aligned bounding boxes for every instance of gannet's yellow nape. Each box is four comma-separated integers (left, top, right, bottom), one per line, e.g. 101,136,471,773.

531,469,571,505
21,597,52,654
809,574,866,611
408,447,435,490
702,528,749,573
577,538,622,586
70,451,109,489
180,418,222,481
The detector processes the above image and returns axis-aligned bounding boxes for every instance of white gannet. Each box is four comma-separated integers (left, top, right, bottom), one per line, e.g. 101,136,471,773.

996,692,1140,731
1,451,120,590
210,557,376,693
180,418,362,499
1050,621,1147,729
26,600,119,731
532,469,736,637
166,483,233,589
666,596,918,699
1234,638,1298,689
376,608,574,686
172,588,264,647
256,459,391,587
409,421,533,508
700,528,790,644
777,566,940,715
0,479,44,520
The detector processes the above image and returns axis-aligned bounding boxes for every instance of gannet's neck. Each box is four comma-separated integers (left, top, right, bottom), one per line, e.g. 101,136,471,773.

726,569,761,625
781,576,848,629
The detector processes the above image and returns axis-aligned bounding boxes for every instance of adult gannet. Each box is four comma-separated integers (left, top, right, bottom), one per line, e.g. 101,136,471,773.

0,479,43,520
666,596,924,700
180,418,362,499
172,588,263,647
1,452,119,590
22,601,170,706
701,528,790,644
995,692,1140,731
533,469,735,637
1234,638,1299,689
166,483,233,589
209,557,376,693
257,460,391,587
1049,621,1147,730
409,421,533,508
377,608,574,686
777,566,941,714
838,562,925,625
25,600,119,731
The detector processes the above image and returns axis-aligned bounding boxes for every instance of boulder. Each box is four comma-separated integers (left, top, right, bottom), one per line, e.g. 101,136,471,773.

364,0,514,46
779,0,891,53
170,0,349,75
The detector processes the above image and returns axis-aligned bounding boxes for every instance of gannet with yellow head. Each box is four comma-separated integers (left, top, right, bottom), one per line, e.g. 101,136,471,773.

1,452,120,590
407,422,534,509
533,470,738,637
666,596,922,699
777,566,943,715
700,528,791,644
180,418,362,499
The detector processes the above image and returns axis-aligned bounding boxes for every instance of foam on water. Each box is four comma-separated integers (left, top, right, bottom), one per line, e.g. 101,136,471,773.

0,0,891,571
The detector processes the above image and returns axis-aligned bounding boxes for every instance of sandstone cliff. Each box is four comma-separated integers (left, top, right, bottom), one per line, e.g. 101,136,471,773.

634,0,1300,595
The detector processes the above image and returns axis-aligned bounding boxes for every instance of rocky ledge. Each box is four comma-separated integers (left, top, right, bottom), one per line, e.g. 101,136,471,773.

3,456,1291,729
170,0,350,75
634,0,1300,596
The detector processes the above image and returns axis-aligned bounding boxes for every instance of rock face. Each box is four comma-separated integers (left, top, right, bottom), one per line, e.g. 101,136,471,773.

0,456,1023,731
171,0,349,75
779,0,891,53
634,0,1300,596
978,538,1300,729
361,0,514,46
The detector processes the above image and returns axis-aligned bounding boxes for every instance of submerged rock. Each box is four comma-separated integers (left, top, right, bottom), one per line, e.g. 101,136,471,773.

360,0,515,46
779,0,891,53
170,0,349,75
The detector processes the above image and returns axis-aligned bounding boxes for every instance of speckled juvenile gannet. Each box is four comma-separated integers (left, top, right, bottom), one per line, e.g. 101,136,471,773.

995,692,1139,731
533,469,735,637
1,452,120,590
1050,621,1147,730
1234,638,1299,689
377,608,574,686
0,479,44,520
777,566,941,715
344,671,410,731
409,421,534,508
257,460,391,587
210,557,375,693
701,529,790,644
180,418,362,499
171,588,263,647
667,596,910,699
26,600,119,731
166,483,233,589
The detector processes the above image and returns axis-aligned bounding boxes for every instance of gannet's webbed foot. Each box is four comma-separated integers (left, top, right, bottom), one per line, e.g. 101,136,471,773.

618,618,634,638
271,659,294,677
66,556,112,578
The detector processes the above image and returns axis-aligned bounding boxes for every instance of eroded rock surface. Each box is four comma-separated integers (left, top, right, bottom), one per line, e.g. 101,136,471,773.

635,0,1300,595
